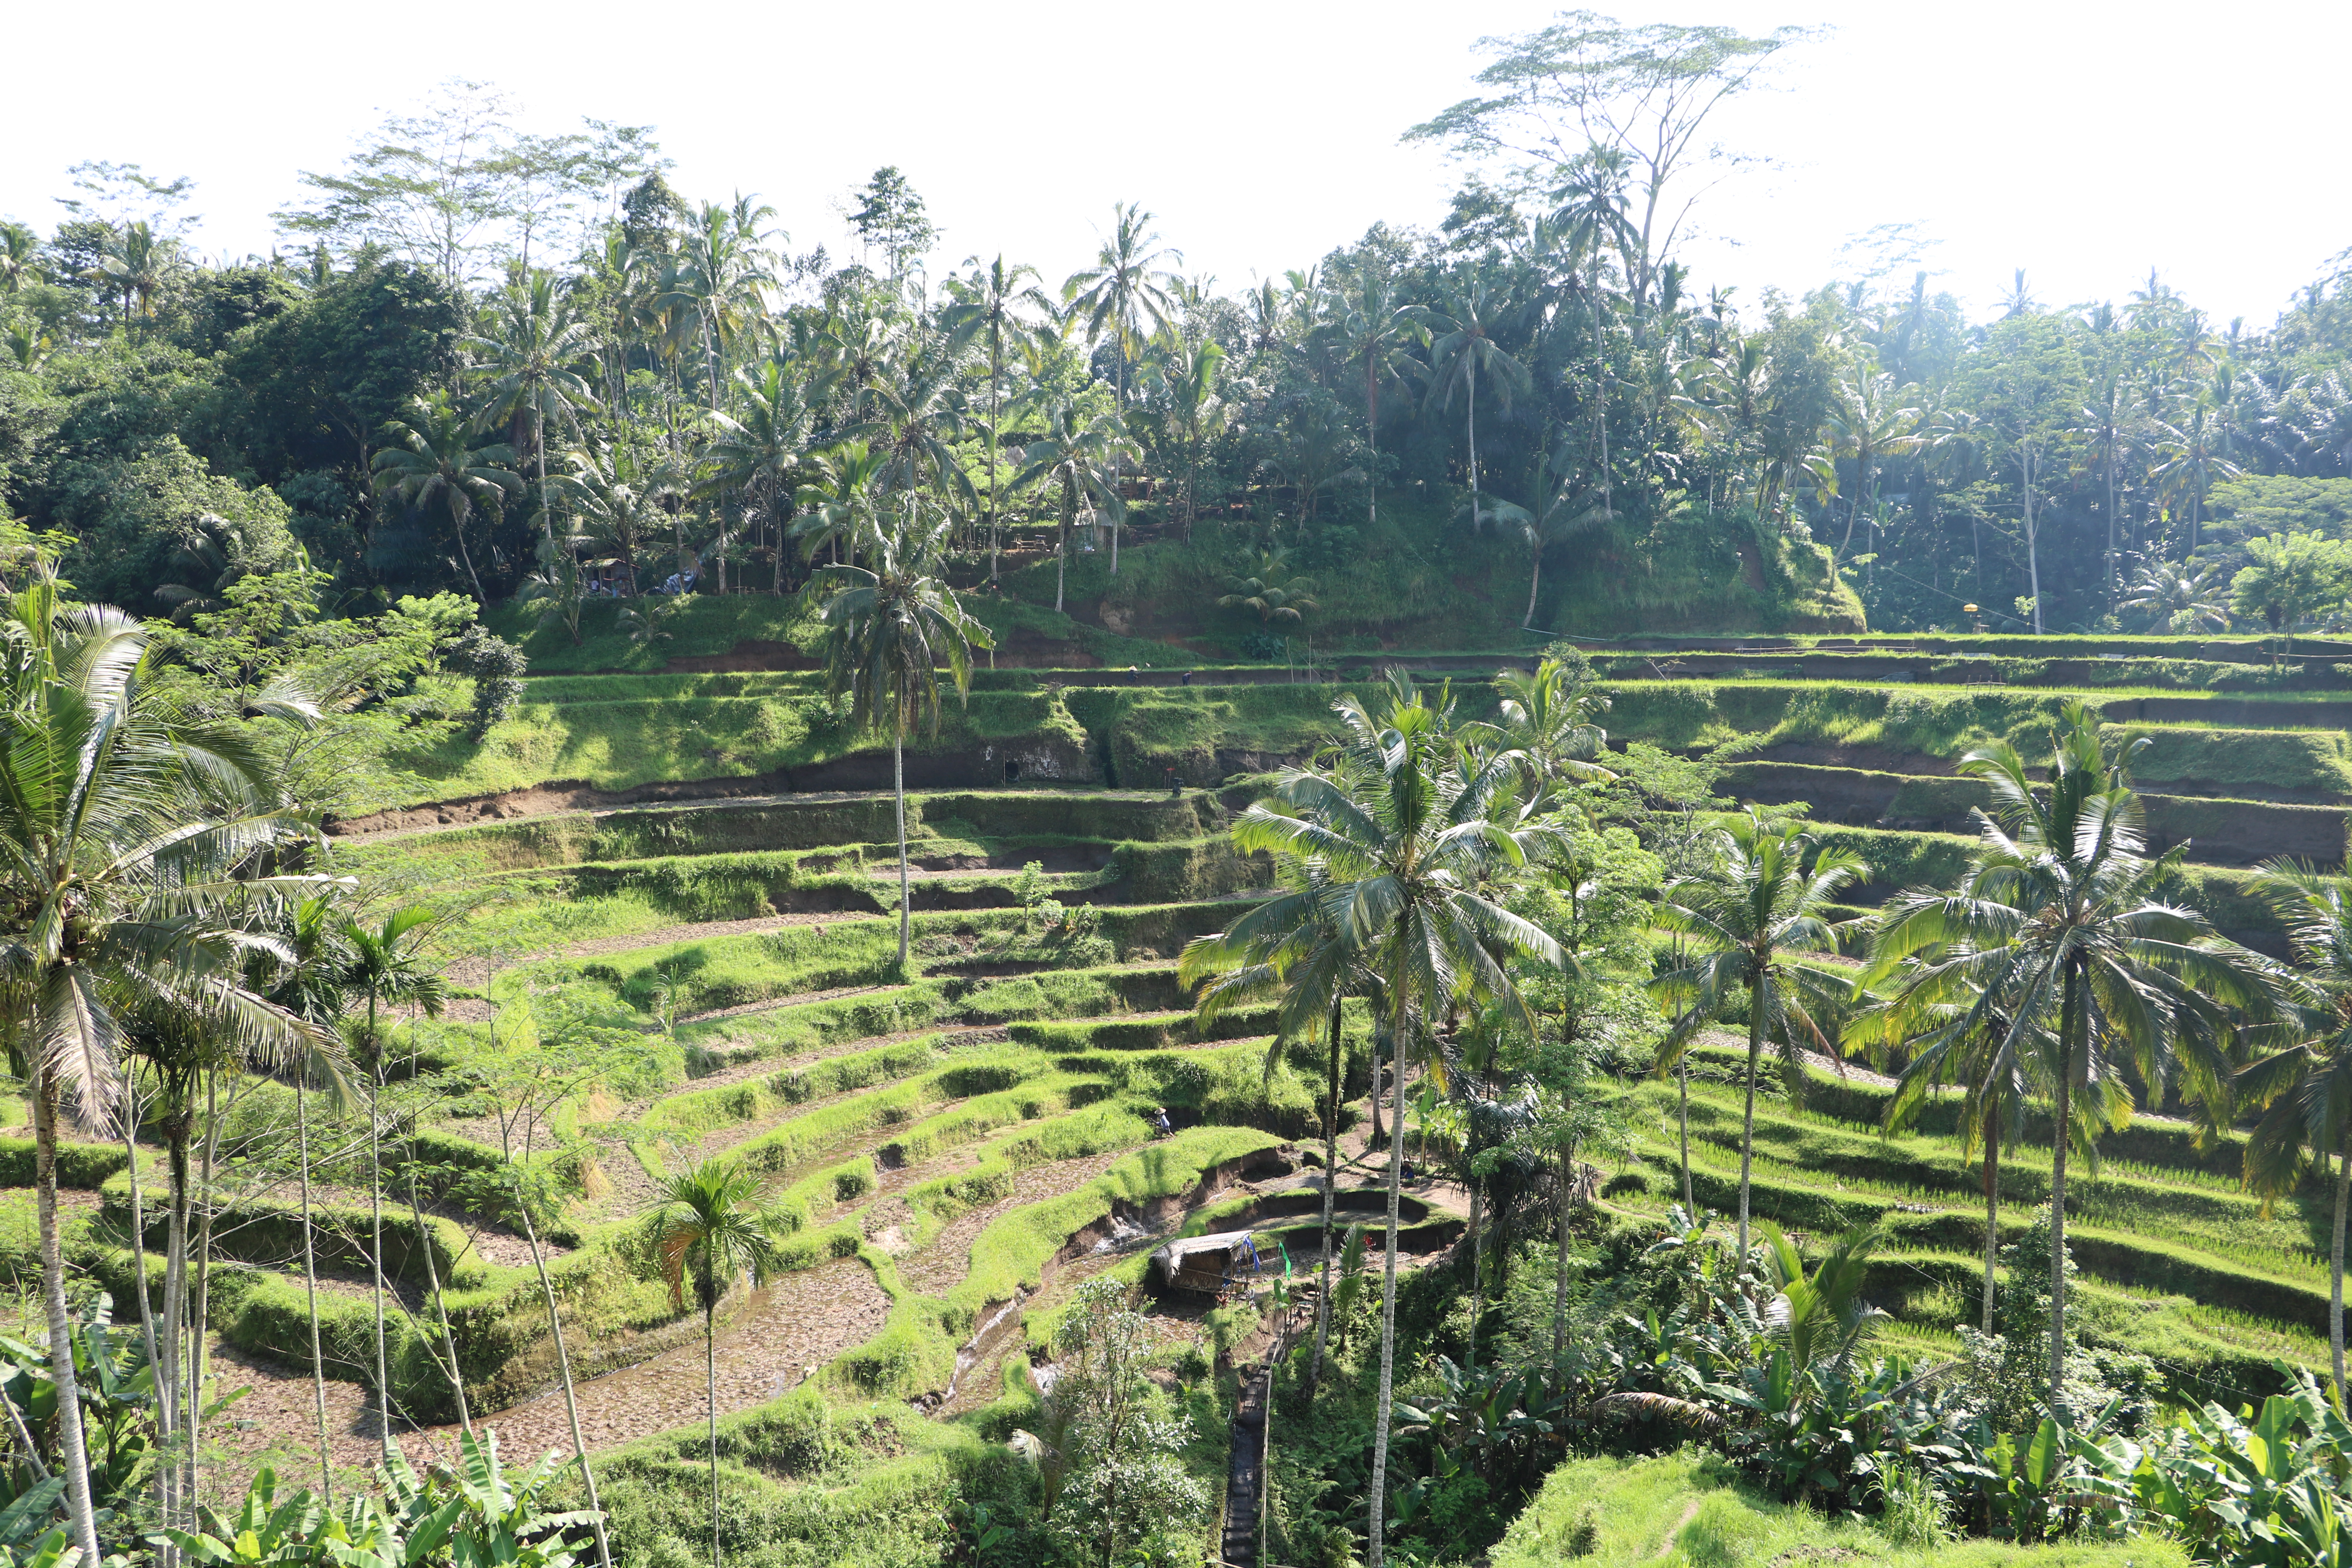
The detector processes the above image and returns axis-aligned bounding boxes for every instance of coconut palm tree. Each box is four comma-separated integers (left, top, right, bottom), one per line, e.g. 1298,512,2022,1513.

83,220,181,331
662,198,780,407
1477,658,1615,802
942,257,1054,579
1143,332,1229,543
1323,272,1428,537
1425,277,1532,527
1181,856,1380,1396
469,271,603,499
371,394,522,604
694,359,809,593
1824,358,1926,567
338,907,446,1464
1014,404,1138,609
558,439,675,598
1220,672,1562,1568
1651,811,1867,1260
2121,558,2231,635
1851,949,2067,1335
2239,860,2352,1405
851,342,975,555
811,508,994,968
0,569,317,1561
1062,204,1181,408
1867,702,2271,1416
791,440,891,568
646,1158,787,1568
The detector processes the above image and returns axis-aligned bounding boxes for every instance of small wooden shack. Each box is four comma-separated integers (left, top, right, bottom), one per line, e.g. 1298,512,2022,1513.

1148,1230,1263,1297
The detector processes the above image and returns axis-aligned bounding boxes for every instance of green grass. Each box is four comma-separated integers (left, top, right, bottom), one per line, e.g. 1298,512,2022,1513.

1490,1451,2185,1568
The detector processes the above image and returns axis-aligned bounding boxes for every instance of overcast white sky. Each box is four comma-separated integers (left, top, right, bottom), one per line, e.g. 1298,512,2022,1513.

5,0,2344,327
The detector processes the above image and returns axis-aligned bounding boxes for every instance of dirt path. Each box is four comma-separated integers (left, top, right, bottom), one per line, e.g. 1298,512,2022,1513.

205,1257,891,1485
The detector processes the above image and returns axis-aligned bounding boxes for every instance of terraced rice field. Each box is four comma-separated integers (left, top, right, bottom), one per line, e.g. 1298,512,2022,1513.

34,631,2352,1495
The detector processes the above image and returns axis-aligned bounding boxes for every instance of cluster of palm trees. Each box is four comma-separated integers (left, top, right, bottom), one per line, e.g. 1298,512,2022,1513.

1188,672,2352,1566
0,553,472,1558
366,200,1228,629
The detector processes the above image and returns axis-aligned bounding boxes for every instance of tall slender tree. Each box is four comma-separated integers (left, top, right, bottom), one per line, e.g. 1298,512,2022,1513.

811,508,994,968
941,257,1052,579
1651,812,1866,1259
1222,673,1561,1568
647,1158,787,1568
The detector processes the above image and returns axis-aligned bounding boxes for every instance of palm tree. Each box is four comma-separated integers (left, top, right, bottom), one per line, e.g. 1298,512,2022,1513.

1181,858,1376,1396
1143,333,1229,543
470,272,603,608
1425,278,1532,527
699,359,810,594
851,342,975,561
1014,404,1138,610
1480,658,1615,800
338,907,447,1465
941,257,1053,579
0,570,317,1561
2121,559,2231,635
1651,811,1867,1259
661,198,779,407
790,441,890,568
83,220,181,331
1825,358,1925,566
1222,672,1562,1568
1324,272,1427,537
1062,203,1181,408
1852,947,2066,1334
1217,548,1318,628
2239,861,2352,1405
1867,703,2271,1416
646,1158,787,1568
558,439,674,598
811,508,994,968
371,394,522,604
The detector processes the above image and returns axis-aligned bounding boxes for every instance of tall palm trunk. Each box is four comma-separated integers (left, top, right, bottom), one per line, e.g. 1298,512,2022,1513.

1552,1147,1572,1377
1982,1093,2002,1335
1737,972,1767,1259
2330,1131,2348,1410
34,1066,102,1566
1465,1178,1485,1371
404,1155,472,1434
1307,996,1343,1394
893,733,910,969
1365,357,1381,538
1678,1055,1693,1212
367,1060,394,1465
987,340,1004,584
160,1114,191,1532
1364,1008,1411,1568
518,1198,612,1568
119,1085,171,1534
1523,540,1544,628
185,1073,220,1519
2047,965,2080,1417
706,1260,721,1568
1464,368,1479,516
2022,445,2044,634
296,1077,334,1497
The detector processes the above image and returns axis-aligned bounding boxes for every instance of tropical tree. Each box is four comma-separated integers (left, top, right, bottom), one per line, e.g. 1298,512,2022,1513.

371,394,522,604
1480,657,1615,800
1219,673,1563,1568
790,440,889,568
1425,277,1532,526
1867,703,2272,1416
84,221,182,330
646,1158,786,1568
2239,861,2352,1404
1651,811,1866,1258
1015,403,1138,608
1824,358,1925,566
811,508,994,967
1324,272,1428,536
338,908,447,1464
2230,532,2352,665
557,440,673,598
700,360,811,594
941,257,1053,579
1062,204,1181,407
0,568,317,1561
2121,559,2231,635
1143,333,1229,542
1217,548,1317,629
